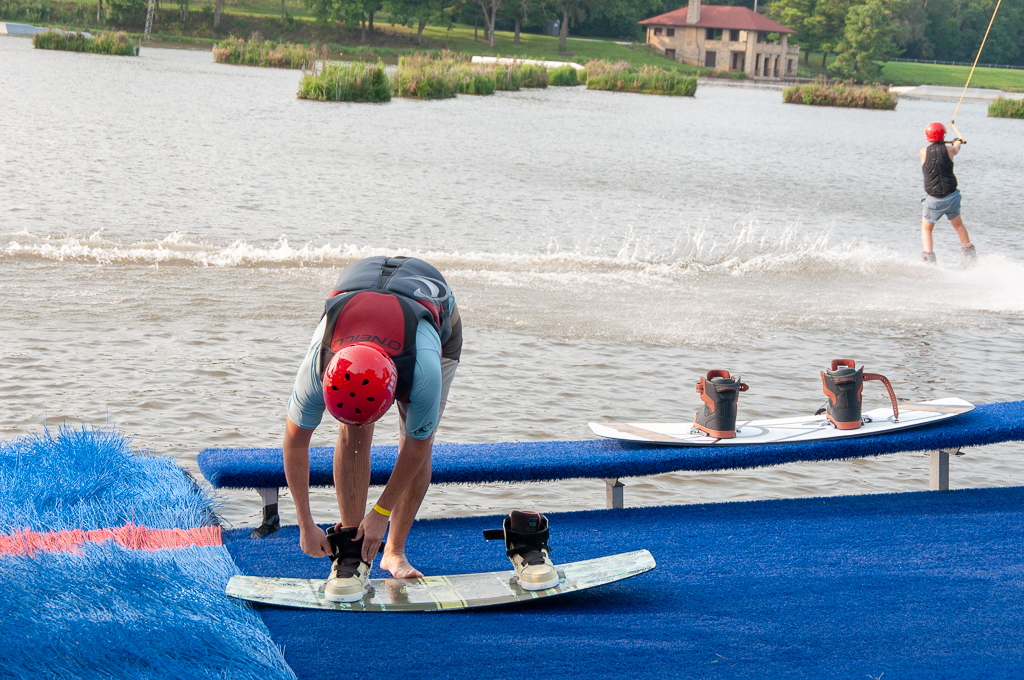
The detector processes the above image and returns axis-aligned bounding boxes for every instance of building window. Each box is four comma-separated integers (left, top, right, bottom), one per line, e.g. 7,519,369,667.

705,51,717,68
787,59,793,74
666,48,676,59
666,28,675,37
730,29,740,41
654,27,662,35
706,28,723,41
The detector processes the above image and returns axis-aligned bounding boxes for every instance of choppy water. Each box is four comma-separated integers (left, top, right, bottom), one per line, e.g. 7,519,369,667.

2,38,1023,530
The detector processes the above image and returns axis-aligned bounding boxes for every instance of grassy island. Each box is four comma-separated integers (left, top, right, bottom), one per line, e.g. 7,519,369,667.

213,35,316,69
32,30,138,56
549,65,581,87
783,80,897,110
585,60,697,97
390,51,552,99
297,60,391,102
989,97,1024,119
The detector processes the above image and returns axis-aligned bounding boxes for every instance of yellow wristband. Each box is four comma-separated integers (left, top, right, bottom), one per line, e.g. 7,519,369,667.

373,503,392,518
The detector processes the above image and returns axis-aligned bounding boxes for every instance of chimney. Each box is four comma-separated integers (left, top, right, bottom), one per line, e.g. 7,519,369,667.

687,0,701,24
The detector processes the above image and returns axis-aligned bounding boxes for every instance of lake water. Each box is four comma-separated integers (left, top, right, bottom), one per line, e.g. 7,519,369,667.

2,38,1023,530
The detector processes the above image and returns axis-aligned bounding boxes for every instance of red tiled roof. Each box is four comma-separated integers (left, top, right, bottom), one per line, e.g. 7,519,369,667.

640,5,796,34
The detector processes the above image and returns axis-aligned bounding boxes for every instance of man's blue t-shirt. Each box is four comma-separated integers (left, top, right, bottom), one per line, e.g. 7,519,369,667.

288,317,443,440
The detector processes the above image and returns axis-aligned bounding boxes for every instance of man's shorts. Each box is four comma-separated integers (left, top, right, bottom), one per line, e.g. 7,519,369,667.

921,189,961,224
397,358,458,439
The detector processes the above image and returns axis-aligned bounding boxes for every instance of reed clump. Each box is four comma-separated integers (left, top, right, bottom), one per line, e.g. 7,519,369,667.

391,51,461,99
988,97,1024,119
783,78,897,110
585,61,697,97
297,59,391,103
213,34,316,70
549,64,580,87
32,30,138,56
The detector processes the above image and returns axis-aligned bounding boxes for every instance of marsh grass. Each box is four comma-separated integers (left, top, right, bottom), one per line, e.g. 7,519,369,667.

213,34,316,69
392,51,465,99
548,64,579,86
989,97,1024,119
585,61,697,97
783,79,897,110
32,30,138,56
297,57,391,102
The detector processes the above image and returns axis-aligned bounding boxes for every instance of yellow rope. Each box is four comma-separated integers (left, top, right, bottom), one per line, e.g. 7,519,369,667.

949,0,1004,140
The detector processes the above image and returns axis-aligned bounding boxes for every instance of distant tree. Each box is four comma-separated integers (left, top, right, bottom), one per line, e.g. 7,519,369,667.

831,0,900,80
477,0,504,47
385,0,454,44
550,0,609,53
502,0,544,45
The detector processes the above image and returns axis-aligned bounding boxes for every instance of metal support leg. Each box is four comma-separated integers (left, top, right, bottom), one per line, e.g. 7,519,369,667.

251,487,280,538
604,478,624,509
929,449,959,491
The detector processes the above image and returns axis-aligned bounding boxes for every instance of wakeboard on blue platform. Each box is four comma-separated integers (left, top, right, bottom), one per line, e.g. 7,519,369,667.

226,549,655,612
589,398,974,446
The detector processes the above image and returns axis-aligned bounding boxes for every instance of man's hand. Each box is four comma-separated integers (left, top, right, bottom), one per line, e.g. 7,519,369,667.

299,523,331,558
354,509,389,563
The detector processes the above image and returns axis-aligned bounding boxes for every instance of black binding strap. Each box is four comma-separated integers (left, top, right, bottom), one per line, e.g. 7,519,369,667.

482,529,505,541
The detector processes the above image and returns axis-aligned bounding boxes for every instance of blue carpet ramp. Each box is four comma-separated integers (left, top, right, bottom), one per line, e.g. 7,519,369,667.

199,400,1024,489
0,425,295,680
225,487,1024,680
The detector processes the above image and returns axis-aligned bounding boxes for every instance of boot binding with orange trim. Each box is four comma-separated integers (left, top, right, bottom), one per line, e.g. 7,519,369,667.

820,359,865,429
693,370,749,439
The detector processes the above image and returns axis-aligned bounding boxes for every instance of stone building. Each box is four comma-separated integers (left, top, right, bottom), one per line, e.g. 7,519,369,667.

640,0,800,79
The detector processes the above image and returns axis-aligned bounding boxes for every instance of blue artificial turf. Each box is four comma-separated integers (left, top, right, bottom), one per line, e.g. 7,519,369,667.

0,543,296,680
0,423,215,533
0,425,296,680
225,487,1024,680
198,400,1024,489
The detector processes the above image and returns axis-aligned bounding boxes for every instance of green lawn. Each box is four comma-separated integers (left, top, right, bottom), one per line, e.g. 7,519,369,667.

795,52,1024,92
881,61,1024,91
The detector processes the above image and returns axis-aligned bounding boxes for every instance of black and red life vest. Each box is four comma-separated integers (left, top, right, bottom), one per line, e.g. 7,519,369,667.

923,142,958,198
318,257,455,399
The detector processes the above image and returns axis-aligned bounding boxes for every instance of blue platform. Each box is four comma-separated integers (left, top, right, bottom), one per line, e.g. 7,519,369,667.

200,401,1024,489
225,486,1024,679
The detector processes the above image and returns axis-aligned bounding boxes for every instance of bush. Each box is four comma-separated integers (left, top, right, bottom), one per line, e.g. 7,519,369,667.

32,30,139,56
297,60,391,102
213,35,317,70
0,0,51,22
989,97,1024,119
549,65,579,86
782,78,896,110
586,64,697,97
491,64,522,91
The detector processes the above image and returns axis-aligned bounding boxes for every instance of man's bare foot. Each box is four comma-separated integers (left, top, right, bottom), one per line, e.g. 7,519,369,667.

380,552,423,579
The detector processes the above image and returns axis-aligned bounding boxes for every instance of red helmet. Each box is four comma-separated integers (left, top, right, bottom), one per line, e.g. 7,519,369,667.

322,344,397,426
925,122,946,142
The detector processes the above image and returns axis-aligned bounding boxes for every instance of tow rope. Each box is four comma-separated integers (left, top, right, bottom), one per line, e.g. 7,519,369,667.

949,0,1004,142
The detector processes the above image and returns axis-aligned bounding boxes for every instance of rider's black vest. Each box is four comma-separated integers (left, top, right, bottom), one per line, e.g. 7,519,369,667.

923,142,958,198
318,257,454,399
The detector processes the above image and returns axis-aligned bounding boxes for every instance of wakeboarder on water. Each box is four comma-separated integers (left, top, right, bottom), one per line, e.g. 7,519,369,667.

920,121,977,268
282,256,558,603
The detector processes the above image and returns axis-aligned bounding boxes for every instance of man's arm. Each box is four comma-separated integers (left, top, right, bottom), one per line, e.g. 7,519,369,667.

948,140,961,157
284,417,331,557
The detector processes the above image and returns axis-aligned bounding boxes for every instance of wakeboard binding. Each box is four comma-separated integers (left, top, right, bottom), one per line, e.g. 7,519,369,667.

324,525,380,603
818,359,899,430
483,511,559,591
693,370,749,438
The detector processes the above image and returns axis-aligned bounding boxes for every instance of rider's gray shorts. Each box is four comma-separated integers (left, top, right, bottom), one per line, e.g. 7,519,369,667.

922,189,961,223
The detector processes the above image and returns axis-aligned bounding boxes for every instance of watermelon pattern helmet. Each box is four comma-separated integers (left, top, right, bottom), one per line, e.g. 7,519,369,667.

322,344,398,426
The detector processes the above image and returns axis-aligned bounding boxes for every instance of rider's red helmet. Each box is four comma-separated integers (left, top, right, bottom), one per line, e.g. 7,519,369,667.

925,122,946,142
322,344,397,426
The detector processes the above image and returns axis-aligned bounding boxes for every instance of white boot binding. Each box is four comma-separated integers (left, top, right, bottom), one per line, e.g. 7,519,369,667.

483,511,560,591
323,526,383,603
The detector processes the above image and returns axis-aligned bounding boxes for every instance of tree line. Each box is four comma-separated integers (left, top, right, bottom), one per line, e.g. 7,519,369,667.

768,0,1024,79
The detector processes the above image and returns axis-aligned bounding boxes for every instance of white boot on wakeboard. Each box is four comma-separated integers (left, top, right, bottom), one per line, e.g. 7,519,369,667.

324,526,374,603
484,511,559,591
